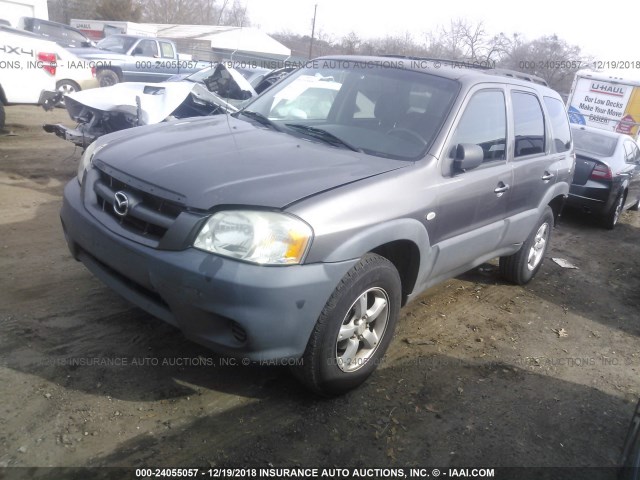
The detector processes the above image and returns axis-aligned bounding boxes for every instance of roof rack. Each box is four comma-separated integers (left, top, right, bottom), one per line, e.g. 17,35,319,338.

379,55,492,70
486,68,548,86
380,55,549,86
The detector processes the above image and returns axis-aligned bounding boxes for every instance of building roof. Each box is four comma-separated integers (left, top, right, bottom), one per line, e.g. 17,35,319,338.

148,24,291,59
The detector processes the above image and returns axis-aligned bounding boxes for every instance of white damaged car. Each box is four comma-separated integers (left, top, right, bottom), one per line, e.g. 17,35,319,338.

43,63,266,148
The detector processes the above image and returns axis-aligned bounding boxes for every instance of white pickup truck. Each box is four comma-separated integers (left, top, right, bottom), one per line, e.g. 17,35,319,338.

0,25,60,129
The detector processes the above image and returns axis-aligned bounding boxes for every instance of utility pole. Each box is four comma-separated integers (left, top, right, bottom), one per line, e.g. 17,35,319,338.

308,3,317,59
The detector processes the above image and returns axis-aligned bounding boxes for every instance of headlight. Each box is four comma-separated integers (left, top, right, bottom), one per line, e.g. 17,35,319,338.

194,211,313,265
76,141,103,185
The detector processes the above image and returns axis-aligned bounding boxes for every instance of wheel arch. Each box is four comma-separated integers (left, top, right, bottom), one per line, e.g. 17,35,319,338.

56,79,81,91
548,194,565,224
319,218,430,305
371,240,420,306
539,180,570,225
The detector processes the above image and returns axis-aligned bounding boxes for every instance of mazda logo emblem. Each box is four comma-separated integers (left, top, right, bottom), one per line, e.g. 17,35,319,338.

113,191,129,217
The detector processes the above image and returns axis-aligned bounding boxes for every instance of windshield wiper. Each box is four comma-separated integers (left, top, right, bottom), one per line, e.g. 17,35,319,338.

285,124,362,153
236,110,281,131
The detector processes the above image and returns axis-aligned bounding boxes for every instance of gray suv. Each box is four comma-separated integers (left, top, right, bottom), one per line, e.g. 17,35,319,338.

61,57,574,396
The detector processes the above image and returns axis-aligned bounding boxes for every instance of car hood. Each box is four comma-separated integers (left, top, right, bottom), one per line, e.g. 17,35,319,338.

94,115,409,210
65,81,236,124
71,47,129,60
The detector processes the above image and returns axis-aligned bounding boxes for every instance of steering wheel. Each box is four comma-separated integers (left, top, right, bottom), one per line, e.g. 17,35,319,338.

386,127,428,146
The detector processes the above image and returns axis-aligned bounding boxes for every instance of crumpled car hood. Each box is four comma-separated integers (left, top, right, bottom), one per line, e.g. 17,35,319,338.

93,115,409,210
43,63,283,147
64,81,235,125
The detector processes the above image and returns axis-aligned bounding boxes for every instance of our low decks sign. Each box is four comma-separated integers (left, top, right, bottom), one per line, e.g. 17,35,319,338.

568,78,639,137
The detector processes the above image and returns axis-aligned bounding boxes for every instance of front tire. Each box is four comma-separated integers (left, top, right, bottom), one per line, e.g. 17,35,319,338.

292,253,401,396
500,206,553,285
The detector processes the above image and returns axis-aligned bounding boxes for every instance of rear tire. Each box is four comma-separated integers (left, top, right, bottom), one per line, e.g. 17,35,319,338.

500,206,553,285
97,69,119,88
291,253,401,396
603,192,624,230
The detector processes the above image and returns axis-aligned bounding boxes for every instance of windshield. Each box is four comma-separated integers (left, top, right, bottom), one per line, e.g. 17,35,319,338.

572,128,619,157
243,61,459,160
96,36,136,53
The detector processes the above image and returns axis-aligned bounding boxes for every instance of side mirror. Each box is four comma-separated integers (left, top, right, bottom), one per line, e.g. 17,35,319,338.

453,143,484,172
132,46,143,55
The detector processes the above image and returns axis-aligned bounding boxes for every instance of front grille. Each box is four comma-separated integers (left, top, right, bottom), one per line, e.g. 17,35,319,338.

93,169,184,242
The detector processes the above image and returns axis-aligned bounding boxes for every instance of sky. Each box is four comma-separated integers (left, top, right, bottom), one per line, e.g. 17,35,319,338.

245,0,636,63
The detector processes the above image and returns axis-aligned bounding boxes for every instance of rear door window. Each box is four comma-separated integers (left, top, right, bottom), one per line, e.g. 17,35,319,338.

160,41,175,58
512,92,545,157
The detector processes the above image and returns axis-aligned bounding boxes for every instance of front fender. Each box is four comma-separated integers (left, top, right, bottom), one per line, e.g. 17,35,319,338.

317,218,436,298
322,217,430,263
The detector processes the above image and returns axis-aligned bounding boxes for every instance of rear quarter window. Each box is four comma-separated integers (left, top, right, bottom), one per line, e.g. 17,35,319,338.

543,96,572,153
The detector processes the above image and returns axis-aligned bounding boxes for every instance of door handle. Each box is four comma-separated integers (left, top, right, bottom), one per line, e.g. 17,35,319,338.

494,183,510,196
541,171,555,181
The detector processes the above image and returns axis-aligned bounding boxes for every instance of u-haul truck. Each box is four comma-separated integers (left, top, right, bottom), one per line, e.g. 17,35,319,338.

567,69,640,139
69,19,156,41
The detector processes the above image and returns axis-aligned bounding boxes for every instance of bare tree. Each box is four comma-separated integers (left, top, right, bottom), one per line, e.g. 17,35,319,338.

435,19,499,63
498,34,589,93
48,0,98,24
437,19,467,59
95,0,142,21
142,0,202,24
219,0,250,27
340,31,361,55
271,18,588,92
141,0,248,26
456,20,486,60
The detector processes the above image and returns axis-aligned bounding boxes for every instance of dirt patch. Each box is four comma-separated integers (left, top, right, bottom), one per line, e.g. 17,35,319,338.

1,105,638,475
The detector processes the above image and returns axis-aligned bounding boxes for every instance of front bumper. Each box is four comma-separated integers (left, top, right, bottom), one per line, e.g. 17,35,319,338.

42,123,93,148
60,180,357,361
